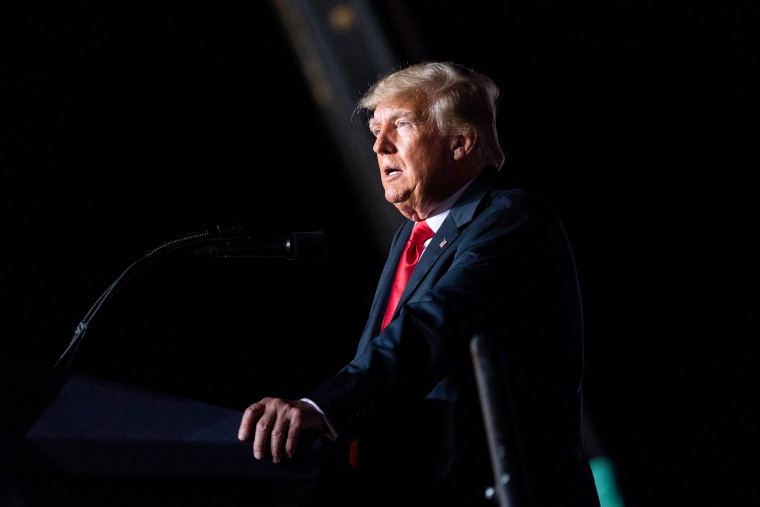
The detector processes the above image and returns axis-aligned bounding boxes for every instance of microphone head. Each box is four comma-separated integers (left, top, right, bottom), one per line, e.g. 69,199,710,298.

289,232,328,261
213,222,247,239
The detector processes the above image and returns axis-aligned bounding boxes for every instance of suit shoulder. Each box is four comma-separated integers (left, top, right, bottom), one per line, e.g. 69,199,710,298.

489,184,553,212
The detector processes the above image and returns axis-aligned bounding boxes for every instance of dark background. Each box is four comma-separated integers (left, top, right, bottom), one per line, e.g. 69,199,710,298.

2,2,754,506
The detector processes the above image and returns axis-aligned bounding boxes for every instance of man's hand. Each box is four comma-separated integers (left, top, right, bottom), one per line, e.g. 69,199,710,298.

238,397,327,463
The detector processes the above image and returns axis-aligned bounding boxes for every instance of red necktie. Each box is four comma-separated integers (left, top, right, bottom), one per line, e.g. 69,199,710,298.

381,220,435,329
350,220,434,468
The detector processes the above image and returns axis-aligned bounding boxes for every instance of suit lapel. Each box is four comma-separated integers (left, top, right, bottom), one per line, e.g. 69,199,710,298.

358,222,414,347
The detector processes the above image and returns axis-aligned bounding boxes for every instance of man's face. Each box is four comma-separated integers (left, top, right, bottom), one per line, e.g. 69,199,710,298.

369,98,455,221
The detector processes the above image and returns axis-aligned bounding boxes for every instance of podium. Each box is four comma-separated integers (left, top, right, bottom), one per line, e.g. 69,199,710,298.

1,355,322,506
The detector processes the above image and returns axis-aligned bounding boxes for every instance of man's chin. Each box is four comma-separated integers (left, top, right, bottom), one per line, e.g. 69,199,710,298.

389,204,417,221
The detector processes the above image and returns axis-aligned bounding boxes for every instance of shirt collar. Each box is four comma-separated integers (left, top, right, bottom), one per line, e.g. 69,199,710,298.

423,175,479,233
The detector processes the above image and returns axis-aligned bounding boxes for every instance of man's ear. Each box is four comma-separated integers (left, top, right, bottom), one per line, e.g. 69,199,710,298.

451,133,477,161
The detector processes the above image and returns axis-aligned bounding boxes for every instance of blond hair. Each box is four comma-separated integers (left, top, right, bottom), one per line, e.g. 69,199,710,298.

357,61,505,170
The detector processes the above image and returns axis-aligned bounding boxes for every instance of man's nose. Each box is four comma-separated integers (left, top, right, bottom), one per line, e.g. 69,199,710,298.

373,131,394,154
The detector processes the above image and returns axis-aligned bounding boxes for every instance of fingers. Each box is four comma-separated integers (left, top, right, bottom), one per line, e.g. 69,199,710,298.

284,426,302,460
237,401,261,441
238,398,308,463
253,415,292,462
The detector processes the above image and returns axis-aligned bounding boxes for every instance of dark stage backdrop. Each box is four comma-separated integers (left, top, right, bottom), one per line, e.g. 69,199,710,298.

2,2,753,506
3,4,386,406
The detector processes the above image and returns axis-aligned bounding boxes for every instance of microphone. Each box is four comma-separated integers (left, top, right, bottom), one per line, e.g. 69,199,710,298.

195,231,328,260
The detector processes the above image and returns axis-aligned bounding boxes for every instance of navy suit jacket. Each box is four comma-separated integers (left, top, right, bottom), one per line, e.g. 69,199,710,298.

307,167,600,506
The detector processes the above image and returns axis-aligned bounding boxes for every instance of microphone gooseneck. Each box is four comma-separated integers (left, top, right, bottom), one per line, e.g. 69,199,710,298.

55,224,328,370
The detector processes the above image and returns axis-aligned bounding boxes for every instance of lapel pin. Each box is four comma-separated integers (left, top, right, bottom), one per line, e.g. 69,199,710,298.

439,239,448,249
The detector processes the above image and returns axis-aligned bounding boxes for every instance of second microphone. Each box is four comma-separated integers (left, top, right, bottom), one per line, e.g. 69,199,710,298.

196,231,328,261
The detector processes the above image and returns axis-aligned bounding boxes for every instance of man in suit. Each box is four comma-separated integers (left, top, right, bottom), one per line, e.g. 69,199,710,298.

238,61,601,506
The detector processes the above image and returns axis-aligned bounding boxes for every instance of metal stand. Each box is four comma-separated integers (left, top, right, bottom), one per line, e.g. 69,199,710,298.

470,334,533,507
